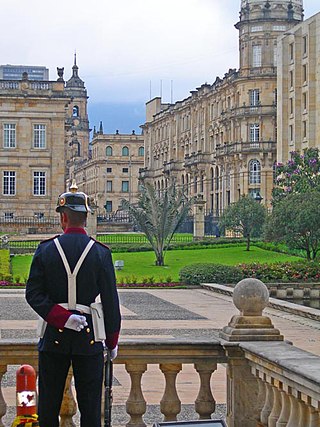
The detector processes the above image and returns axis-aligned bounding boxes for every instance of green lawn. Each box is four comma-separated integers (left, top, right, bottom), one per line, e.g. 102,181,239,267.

11,245,302,284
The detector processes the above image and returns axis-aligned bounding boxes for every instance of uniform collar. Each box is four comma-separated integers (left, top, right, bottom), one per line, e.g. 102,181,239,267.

64,227,87,235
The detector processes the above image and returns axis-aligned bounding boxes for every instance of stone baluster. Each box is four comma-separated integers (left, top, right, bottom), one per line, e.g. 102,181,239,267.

0,365,7,427
160,363,182,422
276,391,290,426
60,369,77,427
268,385,282,427
125,363,147,427
194,361,217,419
260,382,273,425
286,394,300,427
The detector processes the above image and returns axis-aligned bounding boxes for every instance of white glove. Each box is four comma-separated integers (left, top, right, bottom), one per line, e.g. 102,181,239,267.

64,314,88,332
104,345,118,361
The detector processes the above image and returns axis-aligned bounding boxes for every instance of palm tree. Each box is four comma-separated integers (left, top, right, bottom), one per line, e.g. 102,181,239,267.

122,182,193,266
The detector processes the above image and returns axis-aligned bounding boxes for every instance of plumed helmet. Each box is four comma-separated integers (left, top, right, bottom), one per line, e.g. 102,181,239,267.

56,180,92,213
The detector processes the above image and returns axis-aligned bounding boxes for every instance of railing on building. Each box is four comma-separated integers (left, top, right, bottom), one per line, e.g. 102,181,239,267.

215,140,276,157
1,339,320,426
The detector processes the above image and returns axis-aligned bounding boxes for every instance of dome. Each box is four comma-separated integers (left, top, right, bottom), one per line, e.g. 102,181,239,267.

241,0,302,6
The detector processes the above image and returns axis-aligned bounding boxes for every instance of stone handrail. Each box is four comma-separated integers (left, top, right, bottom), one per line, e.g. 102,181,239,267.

239,341,320,427
0,339,227,427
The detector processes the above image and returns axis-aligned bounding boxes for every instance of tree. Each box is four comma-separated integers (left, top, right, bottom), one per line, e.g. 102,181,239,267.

121,182,193,266
265,191,320,261
273,148,320,205
219,195,266,251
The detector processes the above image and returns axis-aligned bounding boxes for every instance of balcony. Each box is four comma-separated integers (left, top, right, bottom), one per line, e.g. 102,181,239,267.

162,160,181,175
220,105,276,121
215,140,276,158
183,152,213,168
1,279,320,427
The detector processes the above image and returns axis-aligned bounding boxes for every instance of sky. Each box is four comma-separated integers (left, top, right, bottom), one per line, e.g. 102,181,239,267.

0,0,319,134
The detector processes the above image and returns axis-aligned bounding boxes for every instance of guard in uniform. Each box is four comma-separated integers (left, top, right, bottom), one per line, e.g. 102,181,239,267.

26,182,121,427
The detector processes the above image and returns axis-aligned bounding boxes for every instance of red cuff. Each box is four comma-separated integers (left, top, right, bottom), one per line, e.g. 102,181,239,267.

105,331,119,350
46,304,72,329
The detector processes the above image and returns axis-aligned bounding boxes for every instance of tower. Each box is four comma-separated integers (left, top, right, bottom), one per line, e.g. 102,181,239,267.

65,54,90,165
236,0,304,76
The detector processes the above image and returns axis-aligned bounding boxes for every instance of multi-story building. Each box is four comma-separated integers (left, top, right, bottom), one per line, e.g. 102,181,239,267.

277,11,320,163
71,127,144,215
0,60,90,218
142,0,304,212
0,65,49,81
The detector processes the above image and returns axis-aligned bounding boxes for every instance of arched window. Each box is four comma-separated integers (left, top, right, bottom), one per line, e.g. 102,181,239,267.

249,159,261,184
211,168,214,192
106,146,113,156
215,166,220,191
138,146,144,156
122,146,129,156
72,106,79,117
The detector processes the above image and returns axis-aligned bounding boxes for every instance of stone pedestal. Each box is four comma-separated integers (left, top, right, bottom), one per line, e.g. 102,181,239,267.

86,211,97,238
193,198,206,240
220,278,283,342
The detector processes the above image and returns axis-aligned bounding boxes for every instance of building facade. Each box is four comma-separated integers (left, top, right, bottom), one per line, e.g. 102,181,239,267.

142,0,304,212
277,11,320,163
0,65,49,81
0,61,89,218
71,128,144,215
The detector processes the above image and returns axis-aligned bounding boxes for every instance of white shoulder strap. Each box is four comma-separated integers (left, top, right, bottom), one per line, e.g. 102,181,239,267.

53,238,95,310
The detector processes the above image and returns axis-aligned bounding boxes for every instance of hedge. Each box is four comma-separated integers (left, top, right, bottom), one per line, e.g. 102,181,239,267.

179,261,320,285
179,263,243,285
0,249,13,282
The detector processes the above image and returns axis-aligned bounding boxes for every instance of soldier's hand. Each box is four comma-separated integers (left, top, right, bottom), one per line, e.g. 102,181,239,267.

64,314,88,332
104,345,118,361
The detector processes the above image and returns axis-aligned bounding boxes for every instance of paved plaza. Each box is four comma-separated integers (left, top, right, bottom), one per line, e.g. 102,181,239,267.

1,287,320,426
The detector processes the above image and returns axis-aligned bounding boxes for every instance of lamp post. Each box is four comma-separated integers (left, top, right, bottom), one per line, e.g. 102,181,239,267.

254,191,263,203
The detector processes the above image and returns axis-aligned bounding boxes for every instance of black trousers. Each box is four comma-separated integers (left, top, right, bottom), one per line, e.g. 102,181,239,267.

38,351,104,427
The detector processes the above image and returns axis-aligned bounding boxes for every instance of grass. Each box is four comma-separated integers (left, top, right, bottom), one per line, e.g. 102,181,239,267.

11,244,302,284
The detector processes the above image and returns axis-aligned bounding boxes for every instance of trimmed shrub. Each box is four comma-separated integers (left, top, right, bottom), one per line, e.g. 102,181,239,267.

0,249,12,282
240,261,320,283
179,263,243,285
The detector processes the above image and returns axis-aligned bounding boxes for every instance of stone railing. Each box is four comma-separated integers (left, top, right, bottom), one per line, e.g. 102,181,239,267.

1,279,320,427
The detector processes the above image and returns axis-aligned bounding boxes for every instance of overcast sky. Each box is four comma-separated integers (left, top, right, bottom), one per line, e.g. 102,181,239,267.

0,0,319,132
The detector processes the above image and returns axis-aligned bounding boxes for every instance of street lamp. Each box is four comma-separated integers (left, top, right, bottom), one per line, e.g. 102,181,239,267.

254,191,263,203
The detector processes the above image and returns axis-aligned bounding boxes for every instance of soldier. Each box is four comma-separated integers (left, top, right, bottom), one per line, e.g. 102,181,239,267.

26,182,121,427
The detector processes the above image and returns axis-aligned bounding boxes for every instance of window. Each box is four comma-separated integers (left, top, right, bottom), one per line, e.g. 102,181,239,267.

122,168,129,173
106,167,112,173
303,92,307,111
250,124,260,143
33,124,46,148
252,45,262,67
4,212,14,220
303,64,307,83
273,25,286,31
290,98,293,115
138,146,144,156
249,89,260,106
3,171,15,195
121,181,129,192
3,124,16,148
249,160,261,185
106,146,113,156
34,212,44,219
33,171,46,196
289,43,294,61
122,146,129,156
72,106,79,117
289,125,294,142
303,36,308,55
106,180,112,192
303,121,307,139
251,26,263,32
105,201,112,212
289,71,294,88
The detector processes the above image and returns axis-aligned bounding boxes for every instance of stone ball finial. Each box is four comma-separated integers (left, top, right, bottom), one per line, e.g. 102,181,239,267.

233,278,269,316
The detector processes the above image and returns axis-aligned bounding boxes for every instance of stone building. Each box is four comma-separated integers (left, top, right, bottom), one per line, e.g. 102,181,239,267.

0,59,89,218
71,127,144,215
141,0,304,212
277,11,320,163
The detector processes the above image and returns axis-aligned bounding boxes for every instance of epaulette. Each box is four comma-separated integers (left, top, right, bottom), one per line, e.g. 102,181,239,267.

91,237,110,249
40,234,61,244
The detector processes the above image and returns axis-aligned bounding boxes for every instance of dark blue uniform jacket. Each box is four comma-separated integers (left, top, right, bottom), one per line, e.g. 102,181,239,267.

26,229,121,355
